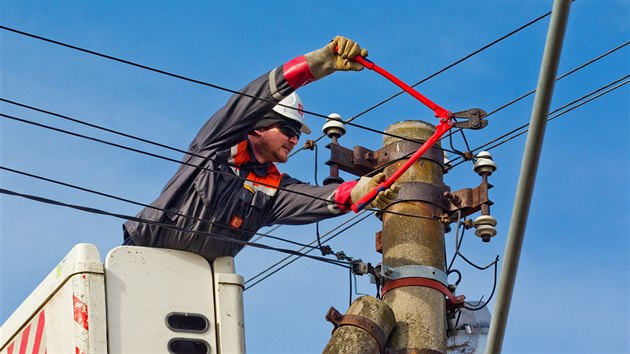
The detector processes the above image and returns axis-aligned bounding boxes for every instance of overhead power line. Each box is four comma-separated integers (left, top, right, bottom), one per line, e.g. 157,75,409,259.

0,25,454,149
365,41,629,174
243,73,630,289
245,211,374,290
0,110,342,206
295,7,555,153
0,108,440,221
0,186,352,269
0,165,320,251
448,74,630,169
3,36,622,250
484,40,629,118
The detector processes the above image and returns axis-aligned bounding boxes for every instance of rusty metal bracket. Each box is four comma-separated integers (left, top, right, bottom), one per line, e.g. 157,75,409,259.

381,277,466,311
444,182,493,219
326,307,387,354
325,139,445,177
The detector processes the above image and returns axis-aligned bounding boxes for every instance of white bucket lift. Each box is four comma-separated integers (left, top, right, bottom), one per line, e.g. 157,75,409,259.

0,244,246,354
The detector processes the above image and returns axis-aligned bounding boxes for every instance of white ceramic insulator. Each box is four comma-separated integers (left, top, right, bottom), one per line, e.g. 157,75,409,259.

322,113,346,137
474,150,497,175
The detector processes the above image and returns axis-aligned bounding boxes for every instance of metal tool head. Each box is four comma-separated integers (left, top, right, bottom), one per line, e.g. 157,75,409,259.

451,108,488,130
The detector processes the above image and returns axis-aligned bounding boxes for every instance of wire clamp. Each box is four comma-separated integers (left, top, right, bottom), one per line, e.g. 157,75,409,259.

380,264,448,286
351,260,369,275
381,277,466,310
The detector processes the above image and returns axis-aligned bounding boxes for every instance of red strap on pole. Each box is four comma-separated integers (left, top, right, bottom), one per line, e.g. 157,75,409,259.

381,277,466,310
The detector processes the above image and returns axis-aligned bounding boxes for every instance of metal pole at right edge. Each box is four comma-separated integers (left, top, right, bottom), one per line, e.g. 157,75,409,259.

486,0,572,353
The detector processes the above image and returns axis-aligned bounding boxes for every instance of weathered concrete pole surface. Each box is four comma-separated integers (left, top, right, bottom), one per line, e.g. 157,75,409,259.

381,121,447,353
323,296,395,354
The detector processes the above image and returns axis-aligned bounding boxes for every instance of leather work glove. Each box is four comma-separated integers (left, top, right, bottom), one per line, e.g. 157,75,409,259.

305,35,368,80
350,173,399,210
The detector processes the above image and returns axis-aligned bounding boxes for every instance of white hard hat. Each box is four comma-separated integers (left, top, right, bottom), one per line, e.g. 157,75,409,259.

272,92,311,134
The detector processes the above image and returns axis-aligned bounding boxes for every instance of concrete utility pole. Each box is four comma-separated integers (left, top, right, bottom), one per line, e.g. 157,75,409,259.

380,121,448,353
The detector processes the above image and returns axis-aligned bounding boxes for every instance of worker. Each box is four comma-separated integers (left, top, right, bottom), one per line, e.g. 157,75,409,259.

122,36,399,261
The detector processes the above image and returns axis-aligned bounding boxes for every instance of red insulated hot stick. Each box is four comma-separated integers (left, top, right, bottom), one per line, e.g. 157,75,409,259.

347,54,454,212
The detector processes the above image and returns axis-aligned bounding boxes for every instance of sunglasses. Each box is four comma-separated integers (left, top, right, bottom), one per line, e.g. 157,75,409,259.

276,123,301,139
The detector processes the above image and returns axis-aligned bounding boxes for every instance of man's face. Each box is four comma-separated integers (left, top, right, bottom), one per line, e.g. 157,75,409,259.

250,122,300,163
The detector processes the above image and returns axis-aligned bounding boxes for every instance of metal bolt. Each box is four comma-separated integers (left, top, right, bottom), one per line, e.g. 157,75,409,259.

444,192,461,206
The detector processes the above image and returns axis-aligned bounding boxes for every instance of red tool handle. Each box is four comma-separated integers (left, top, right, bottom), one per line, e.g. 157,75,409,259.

337,50,454,212
351,120,452,212
352,56,452,119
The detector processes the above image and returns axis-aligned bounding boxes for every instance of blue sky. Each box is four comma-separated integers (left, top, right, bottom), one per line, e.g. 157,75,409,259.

1,1,628,353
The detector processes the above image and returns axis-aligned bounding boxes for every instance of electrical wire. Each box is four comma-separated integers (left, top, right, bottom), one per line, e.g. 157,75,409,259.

3,6,613,299
483,40,629,119
443,208,499,311
0,28,456,151
245,73,630,287
0,106,439,222
448,74,630,170
0,97,196,158
291,7,554,155
3,3,619,318
0,110,343,207
244,211,374,290
442,41,630,163
0,3,553,141
0,164,324,251
0,10,578,193
0,186,353,269
0,8,576,173
375,68,629,176
444,42,630,164
345,9,554,125
2,164,374,284
463,256,499,312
